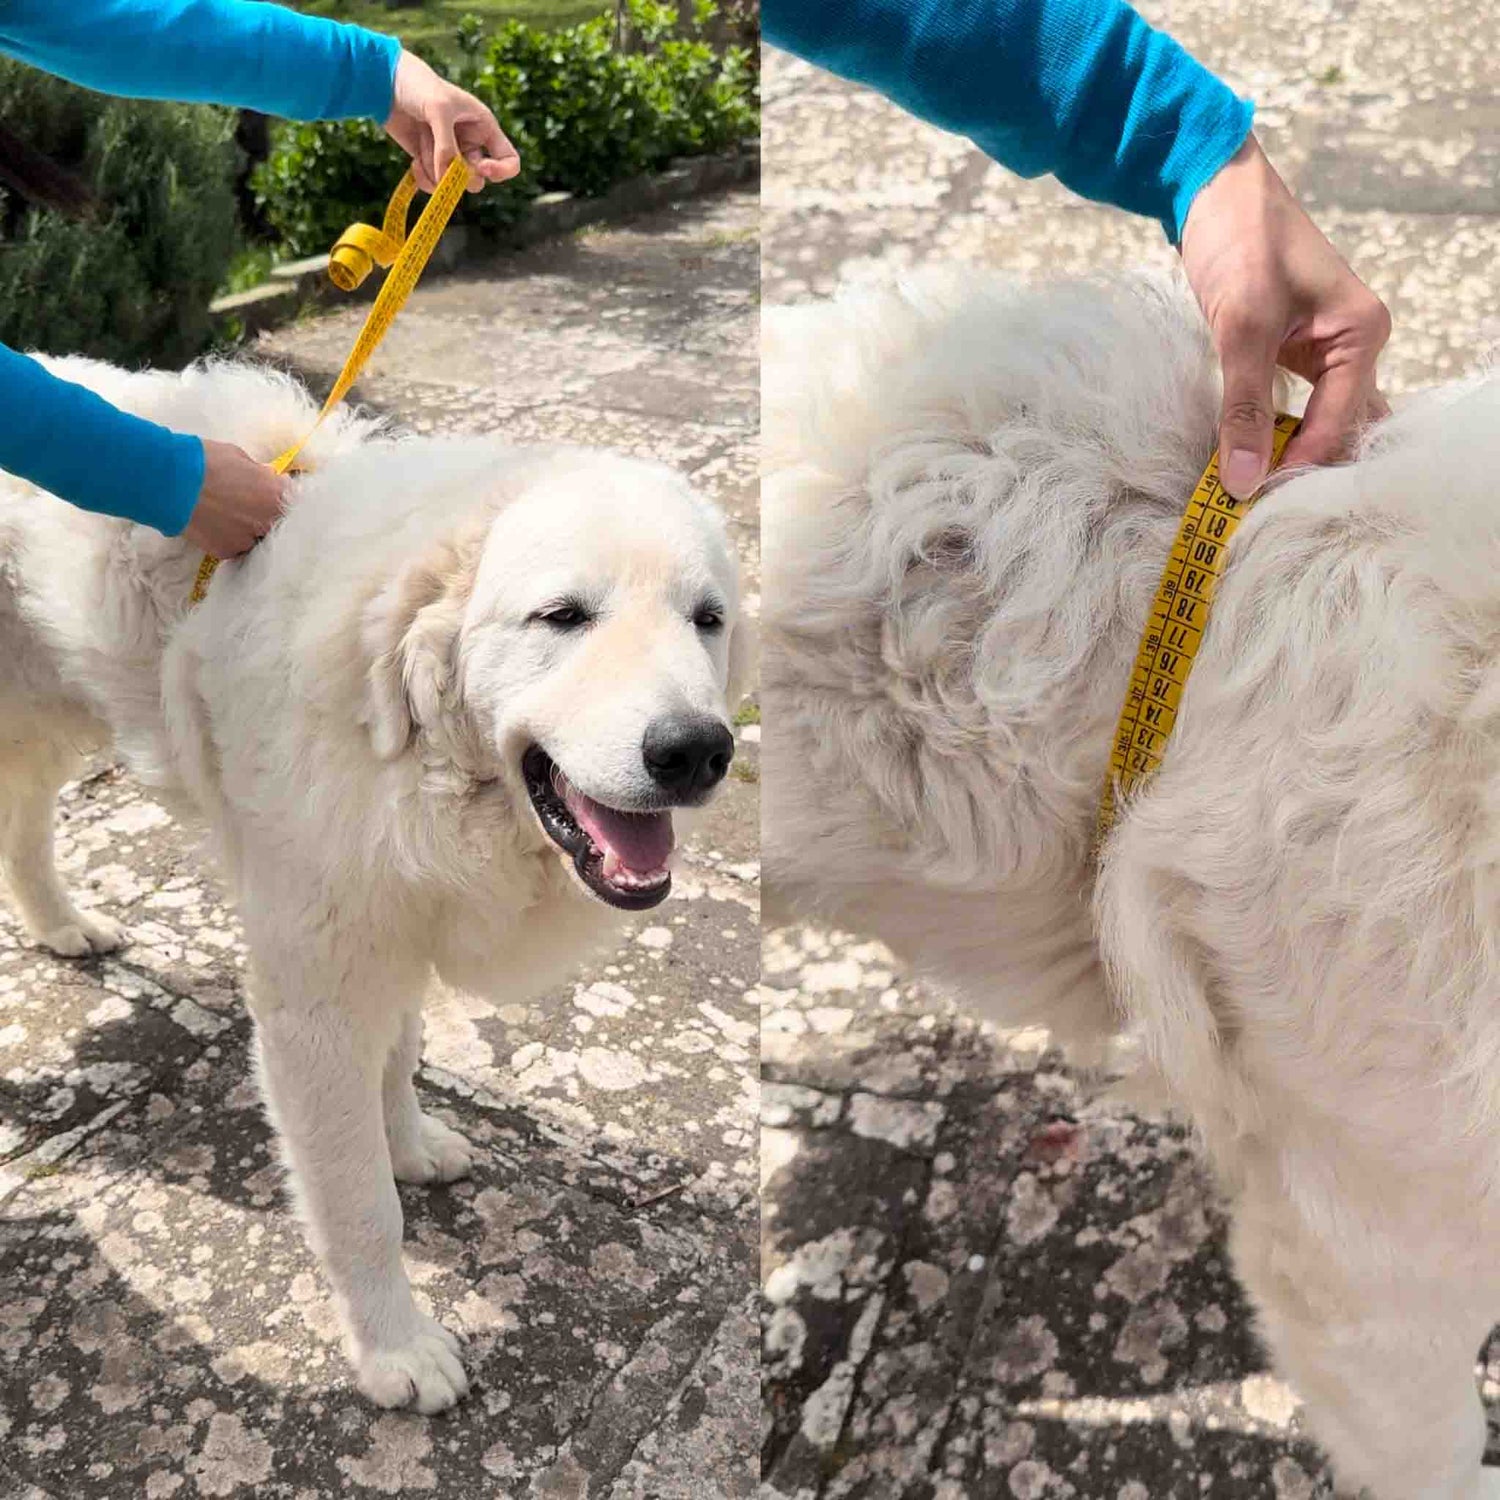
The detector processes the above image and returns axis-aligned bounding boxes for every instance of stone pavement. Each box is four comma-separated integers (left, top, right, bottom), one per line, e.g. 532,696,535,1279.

761,8,1500,1499
0,185,758,1499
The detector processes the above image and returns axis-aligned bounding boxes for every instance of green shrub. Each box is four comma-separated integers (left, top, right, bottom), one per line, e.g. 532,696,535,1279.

0,61,240,366
626,35,757,159
254,1,756,259
468,18,650,196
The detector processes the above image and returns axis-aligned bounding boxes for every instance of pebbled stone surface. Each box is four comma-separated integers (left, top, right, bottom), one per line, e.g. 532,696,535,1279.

761,7,1500,1498
763,3,1500,392
0,186,758,1499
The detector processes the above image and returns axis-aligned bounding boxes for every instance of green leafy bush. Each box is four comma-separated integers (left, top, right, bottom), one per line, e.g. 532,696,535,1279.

255,1,756,258
0,61,240,366
467,19,650,196
626,34,757,160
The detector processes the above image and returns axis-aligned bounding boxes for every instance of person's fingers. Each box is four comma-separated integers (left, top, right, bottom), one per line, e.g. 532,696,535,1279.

474,113,520,176
469,152,517,185
458,146,484,193
428,108,462,189
412,128,437,193
385,116,432,191
222,478,283,555
1214,315,1282,500
188,443,291,558
1280,360,1377,472
1180,136,1397,494
463,148,518,188
386,53,519,195
1280,288,1389,470
458,114,520,190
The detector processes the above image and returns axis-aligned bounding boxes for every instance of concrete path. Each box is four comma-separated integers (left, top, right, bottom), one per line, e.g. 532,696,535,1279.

0,185,758,1499
761,7,1500,1498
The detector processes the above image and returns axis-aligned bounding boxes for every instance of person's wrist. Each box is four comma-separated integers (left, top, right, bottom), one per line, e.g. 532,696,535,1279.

344,28,403,126
385,49,431,130
1181,135,1276,252
1170,102,1256,246
163,432,206,539
381,41,403,123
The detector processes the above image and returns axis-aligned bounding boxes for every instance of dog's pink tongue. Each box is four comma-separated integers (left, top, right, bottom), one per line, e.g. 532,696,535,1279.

563,786,674,873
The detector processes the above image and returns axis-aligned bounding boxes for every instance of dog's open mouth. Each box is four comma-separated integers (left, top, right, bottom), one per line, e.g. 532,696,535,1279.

522,747,674,911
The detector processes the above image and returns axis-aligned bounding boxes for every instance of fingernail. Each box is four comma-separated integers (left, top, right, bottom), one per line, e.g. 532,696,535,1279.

1221,448,1265,500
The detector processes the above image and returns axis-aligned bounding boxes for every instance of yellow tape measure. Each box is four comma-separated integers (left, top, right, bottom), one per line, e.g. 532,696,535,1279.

1096,413,1301,848
189,154,472,606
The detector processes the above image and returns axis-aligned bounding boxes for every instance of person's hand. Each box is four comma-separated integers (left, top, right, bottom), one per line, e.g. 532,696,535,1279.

1179,135,1391,499
384,50,521,194
182,441,289,559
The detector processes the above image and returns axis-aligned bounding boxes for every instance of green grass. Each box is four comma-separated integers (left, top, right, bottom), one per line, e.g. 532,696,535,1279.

286,0,611,52
695,226,757,249
732,700,760,727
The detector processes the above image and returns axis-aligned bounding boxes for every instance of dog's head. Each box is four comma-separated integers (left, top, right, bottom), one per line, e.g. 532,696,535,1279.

360,449,749,911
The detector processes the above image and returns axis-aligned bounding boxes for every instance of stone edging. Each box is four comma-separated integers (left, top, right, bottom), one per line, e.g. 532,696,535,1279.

211,141,759,339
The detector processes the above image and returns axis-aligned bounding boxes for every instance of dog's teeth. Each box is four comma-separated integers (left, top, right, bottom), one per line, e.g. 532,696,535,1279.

594,848,669,890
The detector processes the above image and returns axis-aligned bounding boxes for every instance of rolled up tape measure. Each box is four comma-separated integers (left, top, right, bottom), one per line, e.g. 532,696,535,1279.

189,154,472,606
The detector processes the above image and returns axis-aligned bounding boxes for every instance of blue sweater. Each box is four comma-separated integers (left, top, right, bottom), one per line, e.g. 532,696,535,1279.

0,0,401,536
764,0,1253,244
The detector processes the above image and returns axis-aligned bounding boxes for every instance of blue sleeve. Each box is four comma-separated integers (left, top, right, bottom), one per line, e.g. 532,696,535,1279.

0,344,203,537
763,0,1254,243
0,0,400,122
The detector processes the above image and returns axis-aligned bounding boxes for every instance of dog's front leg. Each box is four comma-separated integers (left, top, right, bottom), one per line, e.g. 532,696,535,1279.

254,999,468,1413
383,1009,475,1185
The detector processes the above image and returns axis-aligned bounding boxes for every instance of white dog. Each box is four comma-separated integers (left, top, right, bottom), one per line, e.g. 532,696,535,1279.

0,356,748,1412
763,269,1500,1500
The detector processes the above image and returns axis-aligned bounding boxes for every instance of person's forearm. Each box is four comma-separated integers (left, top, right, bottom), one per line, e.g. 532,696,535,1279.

0,0,399,121
0,345,202,536
764,0,1253,242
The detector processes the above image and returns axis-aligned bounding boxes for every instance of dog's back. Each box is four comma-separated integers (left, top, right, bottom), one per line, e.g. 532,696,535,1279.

763,268,1500,1071
764,265,1500,1500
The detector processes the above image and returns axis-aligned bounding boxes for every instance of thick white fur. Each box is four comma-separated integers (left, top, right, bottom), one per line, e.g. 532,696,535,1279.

763,269,1500,1500
0,356,747,1412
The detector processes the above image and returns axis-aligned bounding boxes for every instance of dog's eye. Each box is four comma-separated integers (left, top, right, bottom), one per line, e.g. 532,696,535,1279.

531,603,592,629
693,607,724,631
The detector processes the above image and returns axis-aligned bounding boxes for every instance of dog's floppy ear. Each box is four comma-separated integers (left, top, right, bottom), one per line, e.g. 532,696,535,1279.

360,520,487,763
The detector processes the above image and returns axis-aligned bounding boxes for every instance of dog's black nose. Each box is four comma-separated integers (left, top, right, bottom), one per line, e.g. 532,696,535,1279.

642,715,734,798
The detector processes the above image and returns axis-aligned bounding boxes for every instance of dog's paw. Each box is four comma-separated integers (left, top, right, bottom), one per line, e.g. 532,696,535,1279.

32,910,127,957
355,1318,468,1414
391,1113,475,1185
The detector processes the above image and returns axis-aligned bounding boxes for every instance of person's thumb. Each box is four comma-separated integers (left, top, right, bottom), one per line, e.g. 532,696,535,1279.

1216,323,1281,500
